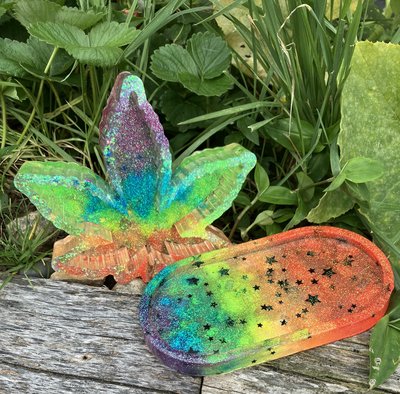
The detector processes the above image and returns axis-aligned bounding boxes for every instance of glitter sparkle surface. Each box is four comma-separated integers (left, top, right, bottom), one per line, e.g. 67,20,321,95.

14,72,256,283
139,226,393,376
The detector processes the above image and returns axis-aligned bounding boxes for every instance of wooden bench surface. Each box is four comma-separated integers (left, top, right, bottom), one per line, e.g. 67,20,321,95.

0,277,399,393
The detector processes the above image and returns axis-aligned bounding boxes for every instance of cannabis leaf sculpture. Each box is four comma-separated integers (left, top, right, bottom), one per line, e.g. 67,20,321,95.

14,72,256,283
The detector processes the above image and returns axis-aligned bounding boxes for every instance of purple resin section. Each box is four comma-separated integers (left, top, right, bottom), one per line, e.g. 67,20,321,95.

99,72,171,215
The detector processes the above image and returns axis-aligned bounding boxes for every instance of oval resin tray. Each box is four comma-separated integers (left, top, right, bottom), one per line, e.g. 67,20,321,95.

139,226,394,376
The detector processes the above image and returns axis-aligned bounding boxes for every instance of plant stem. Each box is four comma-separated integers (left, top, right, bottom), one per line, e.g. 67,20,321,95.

0,91,7,149
16,47,59,145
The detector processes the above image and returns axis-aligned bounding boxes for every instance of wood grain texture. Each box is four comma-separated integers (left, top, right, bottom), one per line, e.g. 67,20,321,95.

0,278,200,394
0,277,399,394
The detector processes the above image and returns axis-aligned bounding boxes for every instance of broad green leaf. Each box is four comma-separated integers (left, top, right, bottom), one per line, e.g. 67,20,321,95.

255,163,270,195
164,144,256,238
159,90,207,131
258,186,297,205
339,41,400,258
151,44,198,82
187,31,231,79
343,157,384,184
151,36,232,96
339,41,400,386
28,22,88,47
307,188,354,224
179,73,232,97
296,172,314,202
56,6,105,29
14,0,61,28
263,119,316,154
324,170,347,192
28,21,137,66
68,47,123,67
369,294,400,389
88,21,139,47
14,0,105,30
14,161,125,236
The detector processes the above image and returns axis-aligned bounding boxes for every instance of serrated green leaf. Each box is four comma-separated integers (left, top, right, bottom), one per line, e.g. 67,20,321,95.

151,38,233,96
28,21,88,47
159,90,205,131
255,163,269,195
179,73,232,96
187,31,231,79
343,157,384,183
28,21,136,66
307,188,354,224
68,46,122,67
258,186,297,205
88,21,138,47
151,44,198,82
13,0,61,28
57,6,105,29
14,0,105,30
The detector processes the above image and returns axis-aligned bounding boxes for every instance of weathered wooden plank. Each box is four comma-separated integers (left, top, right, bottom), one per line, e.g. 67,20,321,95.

202,332,400,394
0,278,201,394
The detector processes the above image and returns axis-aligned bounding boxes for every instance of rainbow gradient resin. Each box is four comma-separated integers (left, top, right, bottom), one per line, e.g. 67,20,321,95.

140,226,393,376
14,72,256,283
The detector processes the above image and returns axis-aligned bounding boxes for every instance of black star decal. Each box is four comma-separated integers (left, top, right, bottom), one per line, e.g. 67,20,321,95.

208,336,214,341
329,284,336,290
302,308,309,314
257,323,263,328
267,279,274,284
188,294,193,298
261,304,273,311
219,268,230,276
306,294,321,306
186,277,199,285
240,319,247,324
343,255,354,266
311,278,319,285
271,351,276,355
204,282,209,286
266,268,274,275
252,359,257,363
351,304,357,308
282,268,287,272
307,251,315,256
204,324,211,330
253,285,260,291
277,279,289,288
226,317,235,327
351,275,357,281
192,261,204,268
348,308,353,313
338,304,343,309
206,291,213,296
242,257,247,261
296,313,302,318
322,267,336,278
275,292,282,298
242,275,248,280
266,256,277,264
211,302,217,308
213,349,219,354
308,268,315,273
280,319,287,325
220,338,227,344
296,279,303,285
278,300,284,304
